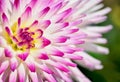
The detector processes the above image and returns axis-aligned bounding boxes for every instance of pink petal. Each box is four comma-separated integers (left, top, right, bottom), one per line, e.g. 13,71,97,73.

0,77,3,82
30,20,38,27
21,6,32,20
29,71,38,82
71,20,83,26
13,0,20,9
39,7,50,18
18,52,28,61
55,68,73,82
27,0,38,8
66,39,85,45
25,57,36,72
64,54,83,60
59,46,83,54
39,20,51,30
9,70,17,82
0,61,9,75
38,53,49,60
1,13,9,25
26,62,36,72
4,48,12,57
35,63,53,74
54,36,68,43
46,60,69,72
70,67,91,82
45,22,69,33
52,56,77,67
10,57,18,71
18,64,26,82
55,8,72,23
75,52,103,70
43,72,57,82
50,2,63,15
51,49,64,57
41,37,51,48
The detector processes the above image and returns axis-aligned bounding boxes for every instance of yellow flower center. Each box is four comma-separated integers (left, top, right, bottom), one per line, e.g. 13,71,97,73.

4,21,43,51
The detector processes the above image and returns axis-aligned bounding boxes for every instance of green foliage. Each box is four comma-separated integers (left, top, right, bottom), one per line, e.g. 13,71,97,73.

111,5,120,28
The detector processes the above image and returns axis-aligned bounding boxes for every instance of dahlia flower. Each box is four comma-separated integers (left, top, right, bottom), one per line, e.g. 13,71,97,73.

0,0,112,82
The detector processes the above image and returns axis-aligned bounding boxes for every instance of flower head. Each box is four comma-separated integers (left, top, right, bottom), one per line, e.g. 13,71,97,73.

0,0,112,82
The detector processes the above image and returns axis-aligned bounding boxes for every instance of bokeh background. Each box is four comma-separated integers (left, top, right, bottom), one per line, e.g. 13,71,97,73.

80,0,120,82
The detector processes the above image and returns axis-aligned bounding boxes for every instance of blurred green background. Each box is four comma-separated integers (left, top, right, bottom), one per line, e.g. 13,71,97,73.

80,0,120,82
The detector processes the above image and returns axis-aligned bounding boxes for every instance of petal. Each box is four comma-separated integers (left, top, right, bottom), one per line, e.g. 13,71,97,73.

45,22,69,33
51,56,77,67
39,7,50,18
64,53,83,60
38,53,49,60
18,64,26,82
48,48,64,57
29,71,38,82
18,52,29,61
74,52,103,70
0,48,4,57
9,70,17,82
41,37,51,48
54,68,73,82
4,48,12,57
70,67,91,82
13,0,20,9
39,20,51,30
46,60,69,72
27,0,38,8
53,36,68,43
53,8,72,22
10,57,18,71
1,13,8,24
49,2,63,16
25,56,36,72
85,38,107,44
35,62,53,74
43,72,57,82
80,43,109,54
0,61,9,75
21,6,32,20
85,25,112,33
0,37,7,47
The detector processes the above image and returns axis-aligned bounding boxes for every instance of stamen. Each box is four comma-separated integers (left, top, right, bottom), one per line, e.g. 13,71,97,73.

12,36,18,42
5,27,11,35
18,17,21,27
6,21,44,50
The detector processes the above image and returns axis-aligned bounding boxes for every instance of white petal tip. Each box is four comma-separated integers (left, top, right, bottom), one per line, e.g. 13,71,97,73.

95,65,103,70
98,47,109,54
